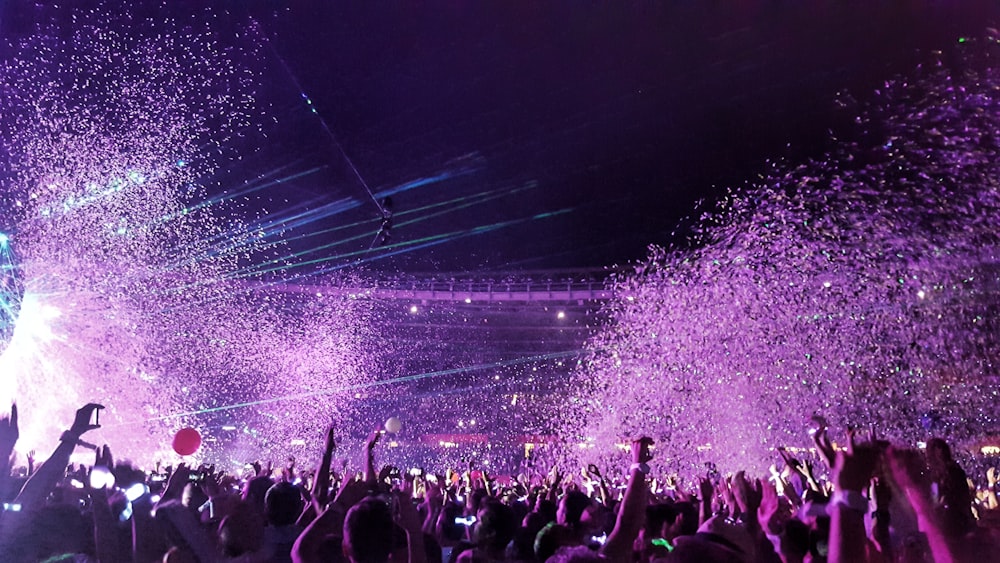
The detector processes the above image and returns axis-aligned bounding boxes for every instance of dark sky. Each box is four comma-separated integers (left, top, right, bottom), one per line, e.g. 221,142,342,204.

5,1,1000,276
259,1,999,275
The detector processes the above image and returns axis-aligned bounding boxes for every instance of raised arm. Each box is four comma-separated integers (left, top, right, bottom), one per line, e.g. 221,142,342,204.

0,404,17,491
601,436,652,562
298,425,337,527
16,403,103,508
828,429,876,563
292,478,368,563
89,445,128,563
364,428,381,485
885,446,959,563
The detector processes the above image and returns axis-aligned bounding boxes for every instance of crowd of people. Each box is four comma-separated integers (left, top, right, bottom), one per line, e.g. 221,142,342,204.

1,403,999,562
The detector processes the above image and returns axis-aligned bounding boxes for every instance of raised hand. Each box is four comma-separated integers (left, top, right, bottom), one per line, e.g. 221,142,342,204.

719,475,738,517
160,463,192,504
732,472,762,513
587,463,603,480
378,464,400,486
698,476,716,524
332,477,368,510
699,476,714,501
365,429,382,451
548,465,562,484
282,456,296,483
201,465,227,499
95,444,114,471
632,436,654,464
757,479,783,534
0,404,18,477
832,429,878,493
311,425,337,507
813,427,837,468
0,403,18,449
364,427,382,485
69,403,104,437
777,447,801,472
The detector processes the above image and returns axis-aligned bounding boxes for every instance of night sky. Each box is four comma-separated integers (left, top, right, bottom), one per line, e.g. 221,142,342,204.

5,1,1000,275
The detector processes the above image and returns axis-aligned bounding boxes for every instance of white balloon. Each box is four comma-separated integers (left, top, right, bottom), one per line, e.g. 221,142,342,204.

385,416,402,434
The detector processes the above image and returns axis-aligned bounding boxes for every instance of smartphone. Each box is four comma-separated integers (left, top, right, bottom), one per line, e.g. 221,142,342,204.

91,406,101,428
454,515,476,526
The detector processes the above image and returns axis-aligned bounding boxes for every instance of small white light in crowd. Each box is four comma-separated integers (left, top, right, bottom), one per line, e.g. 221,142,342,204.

916,441,927,449
409,305,418,314
70,479,85,489
150,495,161,503
464,298,471,304
3,503,22,512
469,419,476,426
557,311,565,319
221,425,237,431
917,290,926,299
290,439,306,446
822,281,832,288
89,466,116,489
125,483,148,502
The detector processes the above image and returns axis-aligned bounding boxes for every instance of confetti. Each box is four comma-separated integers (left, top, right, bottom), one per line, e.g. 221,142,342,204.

559,36,1000,474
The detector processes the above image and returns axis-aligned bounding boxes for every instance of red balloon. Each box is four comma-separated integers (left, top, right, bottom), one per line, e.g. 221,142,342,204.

172,427,202,456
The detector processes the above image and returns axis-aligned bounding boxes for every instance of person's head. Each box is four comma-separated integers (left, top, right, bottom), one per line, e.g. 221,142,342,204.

473,500,517,553
440,501,467,542
668,516,754,563
218,508,265,557
927,437,953,467
469,488,489,513
7,504,94,561
242,476,274,513
535,523,581,562
182,481,208,510
546,545,604,562
536,498,557,521
343,498,394,563
780,519,811,562
641,501,695,554
557,490,592,528
162,546,198,563
264,481,304,527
